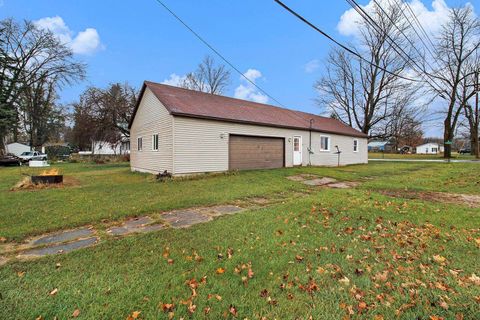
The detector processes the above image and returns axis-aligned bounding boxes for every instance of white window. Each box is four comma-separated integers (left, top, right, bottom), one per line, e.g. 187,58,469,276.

320,136,330,151
353,139,359,152
137,137,143,151
152,134,159,151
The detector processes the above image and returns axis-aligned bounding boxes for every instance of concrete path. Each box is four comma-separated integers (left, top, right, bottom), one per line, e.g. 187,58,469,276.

370,158,480,163
1,204,247,264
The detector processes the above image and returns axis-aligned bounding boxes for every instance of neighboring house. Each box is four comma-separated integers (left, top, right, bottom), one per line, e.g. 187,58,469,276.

416,143,443,154
91,136,130,155
128,81,368,176
5,142,31,156
368,141,394,152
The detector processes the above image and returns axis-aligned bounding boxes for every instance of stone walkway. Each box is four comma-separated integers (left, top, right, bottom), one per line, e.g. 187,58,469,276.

287,174,360,188
1,204,246,264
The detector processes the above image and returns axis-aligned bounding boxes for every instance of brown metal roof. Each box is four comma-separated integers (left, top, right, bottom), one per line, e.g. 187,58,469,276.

129,81,367,138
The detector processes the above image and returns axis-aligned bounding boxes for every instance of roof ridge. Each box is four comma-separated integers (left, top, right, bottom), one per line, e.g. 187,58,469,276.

144,80,333,122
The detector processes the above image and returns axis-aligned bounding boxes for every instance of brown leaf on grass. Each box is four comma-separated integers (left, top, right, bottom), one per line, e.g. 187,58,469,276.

167,259,174,265
468,273,480,286
204,306,211,314
338,276,350,286
0,237,7,243
455,313,464,320
216,267,225,274
439,300,449,310
247,267,254,279
161,303,175,312
187,304,196,314
357,301,368,313
126,311,141,320
374,271,389,282
227,247,234,259
433,255,447,264
229,305,238,317
72,309,80,318
35,317,43,320
17,271,25,278
260,289,269,298
162,247,170,258
373,315,384,320
429,316,444,320
295,255,304,262
49,288,58,296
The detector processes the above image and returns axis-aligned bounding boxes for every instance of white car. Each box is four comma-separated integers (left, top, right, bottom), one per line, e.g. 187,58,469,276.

19,151,48,162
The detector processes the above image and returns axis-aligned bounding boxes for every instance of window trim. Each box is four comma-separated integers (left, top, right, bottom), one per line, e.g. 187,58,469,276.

353,139,359,153
320,135,331,152
137,137,143,151
152,134,159,151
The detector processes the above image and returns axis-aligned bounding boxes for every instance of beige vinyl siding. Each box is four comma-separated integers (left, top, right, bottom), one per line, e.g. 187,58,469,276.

173,116,367,175
130,88,173,173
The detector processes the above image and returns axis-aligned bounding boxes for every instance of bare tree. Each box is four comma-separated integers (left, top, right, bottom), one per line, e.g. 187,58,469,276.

315,2,418,137
0,18,85,154
432,7,480,158
181,56,230,94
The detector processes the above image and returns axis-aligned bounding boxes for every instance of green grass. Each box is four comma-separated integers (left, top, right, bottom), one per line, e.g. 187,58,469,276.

368,152,476,160
0,162,479,319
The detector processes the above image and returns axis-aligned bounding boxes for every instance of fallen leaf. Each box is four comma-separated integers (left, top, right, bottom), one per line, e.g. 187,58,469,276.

338,276,350,286
167,259,174,265
433,255,447,264
229,305,238,317
216,267,225,274
295,255,304,262
468,273,480,286
161,303,175,312
49,288,58,296
227,247,234,259
204,306,211,314
72,309,80,318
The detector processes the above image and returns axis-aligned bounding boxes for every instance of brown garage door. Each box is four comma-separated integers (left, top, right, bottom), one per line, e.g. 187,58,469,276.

229,135,285,170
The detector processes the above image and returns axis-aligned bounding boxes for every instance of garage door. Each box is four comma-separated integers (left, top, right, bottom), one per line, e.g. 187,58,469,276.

229,135,285,170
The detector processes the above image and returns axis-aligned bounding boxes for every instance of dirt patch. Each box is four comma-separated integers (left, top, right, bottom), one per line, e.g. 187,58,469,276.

380,190,480,208
10,176,81,192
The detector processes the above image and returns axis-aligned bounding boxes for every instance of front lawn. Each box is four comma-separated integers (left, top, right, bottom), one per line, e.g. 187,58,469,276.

368,152,476,160
0,162,479,319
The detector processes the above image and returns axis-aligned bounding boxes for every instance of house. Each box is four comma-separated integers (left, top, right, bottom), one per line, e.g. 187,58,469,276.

416,142,443,154
368,141,394,152
128,81,368,176
5,142,31,156
91,136,130,155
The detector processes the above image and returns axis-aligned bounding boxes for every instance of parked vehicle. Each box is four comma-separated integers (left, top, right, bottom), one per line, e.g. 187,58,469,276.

0,153,22,166
459,148,471,155
18,151,48,162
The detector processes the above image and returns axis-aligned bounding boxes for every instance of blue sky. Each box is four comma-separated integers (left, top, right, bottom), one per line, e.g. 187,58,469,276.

1,0,478,136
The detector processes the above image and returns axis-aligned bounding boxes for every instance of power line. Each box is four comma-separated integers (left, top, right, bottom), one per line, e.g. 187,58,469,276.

385,0,436,61
152,0,287,107
402,0,437,51
367,0,445,91
345,0,446,94
273,0,421,83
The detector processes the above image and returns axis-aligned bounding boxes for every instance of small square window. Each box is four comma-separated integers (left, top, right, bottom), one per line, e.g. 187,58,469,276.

353,139,358,152
137,137,143,151
320,136,330,151
152,134,159,151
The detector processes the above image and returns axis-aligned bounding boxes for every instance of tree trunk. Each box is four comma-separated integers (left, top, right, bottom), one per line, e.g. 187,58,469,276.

471,134,479,157
443,120,452,159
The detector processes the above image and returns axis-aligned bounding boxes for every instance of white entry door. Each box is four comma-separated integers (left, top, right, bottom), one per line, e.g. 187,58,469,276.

293,136,302,165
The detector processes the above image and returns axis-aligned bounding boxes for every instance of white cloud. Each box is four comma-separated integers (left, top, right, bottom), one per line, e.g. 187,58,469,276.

34,16,102,55
337,0,457,39
161,73,186,87
304,59,320,73
234,69,269,104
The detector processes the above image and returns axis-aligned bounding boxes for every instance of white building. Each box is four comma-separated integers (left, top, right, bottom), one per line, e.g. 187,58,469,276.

416,143,443,154
6,142,31,156
128,81,368,176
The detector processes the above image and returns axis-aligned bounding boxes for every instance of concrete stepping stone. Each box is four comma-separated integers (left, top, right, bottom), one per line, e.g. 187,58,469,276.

107,216,164,236
201,205,244,217
18,237,99,258
286,174,318,182
327,182,359,189
303,177,337,186
161,210,212,228
28,227,94,247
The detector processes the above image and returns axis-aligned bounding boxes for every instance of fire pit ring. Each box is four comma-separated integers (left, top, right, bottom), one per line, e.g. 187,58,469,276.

31,175,63,185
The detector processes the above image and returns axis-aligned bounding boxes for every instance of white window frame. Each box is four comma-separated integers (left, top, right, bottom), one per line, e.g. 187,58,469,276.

320,135,331,152
137,137,143,151
353,139,359,152
152,134,159,151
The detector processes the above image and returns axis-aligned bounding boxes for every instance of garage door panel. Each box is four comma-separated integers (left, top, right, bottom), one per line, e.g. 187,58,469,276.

229,135,284,170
